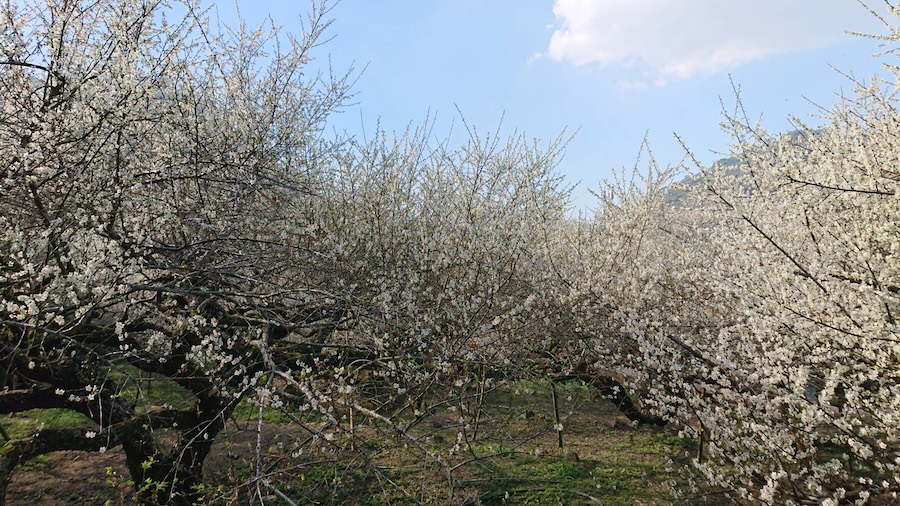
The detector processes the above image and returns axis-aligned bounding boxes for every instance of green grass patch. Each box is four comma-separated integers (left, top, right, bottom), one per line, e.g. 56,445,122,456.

230,399,311,425
0,408,92,439
105,363,196,411
471,449,677,505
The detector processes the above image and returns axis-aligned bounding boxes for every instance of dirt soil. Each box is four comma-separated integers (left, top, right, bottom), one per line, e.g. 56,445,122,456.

7,425,294,505
8,448,134,506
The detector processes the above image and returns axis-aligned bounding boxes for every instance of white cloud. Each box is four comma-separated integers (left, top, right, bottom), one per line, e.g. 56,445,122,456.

547,0,881,78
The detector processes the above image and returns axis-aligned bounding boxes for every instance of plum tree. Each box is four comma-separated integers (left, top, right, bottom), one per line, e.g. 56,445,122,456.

0,0,362,502
0,1,572,503
562,55,900,506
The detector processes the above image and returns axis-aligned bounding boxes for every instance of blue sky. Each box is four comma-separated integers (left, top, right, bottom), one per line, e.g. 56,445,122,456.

226,1,893,210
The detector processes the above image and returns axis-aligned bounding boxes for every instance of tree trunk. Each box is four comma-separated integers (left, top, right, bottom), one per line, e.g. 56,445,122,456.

122,398,230,505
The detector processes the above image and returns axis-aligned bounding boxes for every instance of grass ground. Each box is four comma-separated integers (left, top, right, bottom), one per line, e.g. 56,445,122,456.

2,379,711,505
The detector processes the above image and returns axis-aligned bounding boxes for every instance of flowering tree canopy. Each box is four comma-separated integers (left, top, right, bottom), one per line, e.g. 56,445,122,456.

561,73,900,504
0,1,571,503
0,0,362,502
